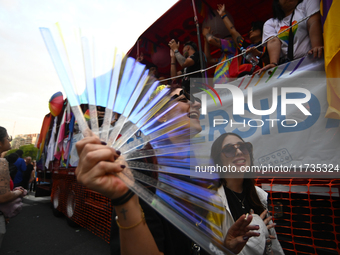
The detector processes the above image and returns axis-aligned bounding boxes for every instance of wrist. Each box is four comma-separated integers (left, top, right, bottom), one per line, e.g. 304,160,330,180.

114,194,138,210
111,189,135,206
174,50,179,54
221,13,227,19
14,190,22,197
115,201,145,230
205,33,213,40
270,62,278,66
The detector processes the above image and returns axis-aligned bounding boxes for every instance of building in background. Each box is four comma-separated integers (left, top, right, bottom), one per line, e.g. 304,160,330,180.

12,133,39,149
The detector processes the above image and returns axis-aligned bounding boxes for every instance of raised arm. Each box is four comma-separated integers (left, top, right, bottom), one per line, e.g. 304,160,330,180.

168,39,195,68
202,27,219,65
217,4,242,47
170,49,178,79
75,135,162,255
307,12,324,58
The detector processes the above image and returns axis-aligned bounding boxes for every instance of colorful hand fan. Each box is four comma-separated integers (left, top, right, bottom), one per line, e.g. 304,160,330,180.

40,23,232,255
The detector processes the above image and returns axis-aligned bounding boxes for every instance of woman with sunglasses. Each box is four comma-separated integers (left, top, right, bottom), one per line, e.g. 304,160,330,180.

76,87,262,255
0,126,26,248
210,132,284,255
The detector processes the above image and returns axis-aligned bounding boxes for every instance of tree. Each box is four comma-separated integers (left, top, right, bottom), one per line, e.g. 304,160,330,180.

19,144,38,159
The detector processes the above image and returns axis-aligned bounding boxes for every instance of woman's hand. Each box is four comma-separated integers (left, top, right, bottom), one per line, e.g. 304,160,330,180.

254,63,277,75
217,4,226,17
224,213,260,254
258,209,276,239
308,46,324,58
75,135,129,200
246,46,262,58
13,187,26,198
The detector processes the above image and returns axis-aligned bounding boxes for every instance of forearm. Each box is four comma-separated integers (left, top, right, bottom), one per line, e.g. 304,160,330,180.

267,37,281,64
204,39,212,63
174,52,186,66
204,39,218,65
170,56,177,78
0,190,22,204
308,13,323,48
117,195,161,255
220,13,241,46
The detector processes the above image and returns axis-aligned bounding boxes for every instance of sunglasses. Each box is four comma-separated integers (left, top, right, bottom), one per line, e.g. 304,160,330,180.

170,89,201,104
221,142,252,158
7,136,12,142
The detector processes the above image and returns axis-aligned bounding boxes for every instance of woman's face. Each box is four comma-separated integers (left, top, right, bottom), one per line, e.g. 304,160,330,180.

0,133,12,153
279,0,299,14
168,88,202,136
220,135,251,172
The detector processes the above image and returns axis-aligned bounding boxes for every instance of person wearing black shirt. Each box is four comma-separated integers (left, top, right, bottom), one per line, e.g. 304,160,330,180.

169,40,204,94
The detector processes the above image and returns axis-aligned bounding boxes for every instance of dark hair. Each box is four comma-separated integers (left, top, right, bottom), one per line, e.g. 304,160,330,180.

15,149,24,157
0,126,7,143
5,153,19,164
210,133,254,167
251,21,264,36
184,41,198,52
148,63,158,70
273,0,303,21
210,133,265,214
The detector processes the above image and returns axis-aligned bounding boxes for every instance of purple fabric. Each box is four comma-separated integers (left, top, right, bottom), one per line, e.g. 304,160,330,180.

321,0,333,25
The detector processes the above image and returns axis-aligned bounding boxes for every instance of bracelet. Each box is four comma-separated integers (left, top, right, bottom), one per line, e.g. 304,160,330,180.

271,62,278,66
111,189,135,206
221,14,228,19
171,63,176,65
174,50,179,54
115,205,145,230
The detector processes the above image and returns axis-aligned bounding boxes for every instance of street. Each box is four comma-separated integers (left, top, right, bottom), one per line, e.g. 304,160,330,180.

0,193,110,255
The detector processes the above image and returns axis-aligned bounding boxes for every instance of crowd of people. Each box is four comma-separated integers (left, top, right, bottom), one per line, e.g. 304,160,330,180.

144,0,324,92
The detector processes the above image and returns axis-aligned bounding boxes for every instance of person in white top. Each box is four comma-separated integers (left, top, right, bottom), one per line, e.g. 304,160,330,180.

257,0,323,74
210,132,285,255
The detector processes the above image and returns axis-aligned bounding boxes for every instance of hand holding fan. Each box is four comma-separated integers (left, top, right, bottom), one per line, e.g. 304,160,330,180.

40,23,242,255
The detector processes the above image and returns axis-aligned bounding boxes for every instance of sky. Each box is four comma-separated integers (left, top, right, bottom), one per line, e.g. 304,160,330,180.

0,0,177,137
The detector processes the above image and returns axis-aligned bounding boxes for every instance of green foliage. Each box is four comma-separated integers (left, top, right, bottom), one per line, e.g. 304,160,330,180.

19,144,38,159
5,149,17,156
5,144,38,159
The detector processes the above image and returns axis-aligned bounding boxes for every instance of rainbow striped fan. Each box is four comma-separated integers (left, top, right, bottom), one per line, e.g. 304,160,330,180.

40,23,231,254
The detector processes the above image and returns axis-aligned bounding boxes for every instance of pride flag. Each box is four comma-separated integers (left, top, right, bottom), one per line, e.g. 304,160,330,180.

36,114,52,160
322,0,340,119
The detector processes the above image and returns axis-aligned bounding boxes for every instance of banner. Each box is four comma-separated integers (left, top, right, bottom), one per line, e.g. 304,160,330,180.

193,56,340,178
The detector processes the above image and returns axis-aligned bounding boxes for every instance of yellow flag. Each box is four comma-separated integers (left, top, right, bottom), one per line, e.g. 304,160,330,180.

322,0,340,119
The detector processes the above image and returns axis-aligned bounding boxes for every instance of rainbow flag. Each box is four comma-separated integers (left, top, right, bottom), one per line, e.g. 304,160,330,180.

54,106,67,160
322,0,340,119
36,114,52,160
